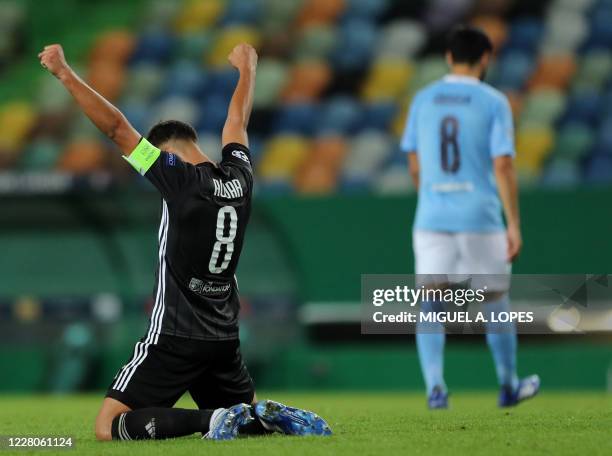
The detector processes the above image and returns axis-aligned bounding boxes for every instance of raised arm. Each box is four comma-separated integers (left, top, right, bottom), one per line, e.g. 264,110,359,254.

222,43,258,148
494,155,522,262
38,44,140,155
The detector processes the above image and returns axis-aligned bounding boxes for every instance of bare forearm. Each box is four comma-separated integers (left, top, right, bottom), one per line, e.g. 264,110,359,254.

58,68,138,153
407,153,420,190
227,68,255,127
496,167,520,228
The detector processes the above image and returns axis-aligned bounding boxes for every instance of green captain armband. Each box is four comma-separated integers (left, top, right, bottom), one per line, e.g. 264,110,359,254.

124,137,161,175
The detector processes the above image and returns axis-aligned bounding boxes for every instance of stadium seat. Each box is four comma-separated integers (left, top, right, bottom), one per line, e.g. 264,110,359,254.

90,30,135,65
160,60,208,98
362,59,413,101
57,139,107,173
343,130,392,179
410,56,447,91
174,0,224,33
222,0,262,25
332,19,376,71
494,50,533,90
208,27,262,67
540,7,588,53
374,163,413,195
343,0,390,20
295,162,337,194
540,158,581,188
0,102,36,150
584,152,612,184
561,89,602,126
258,134,310,183
196,94,230,132
296,0,346,28
294,24,338,60
595,118,612,152
253,59,288,108
515,126,554,174
123,62,165,101
361,102,398,132
281,60,332,102
376,20,426,59
574,50,612,90
552,122,594,161
197,133,223,163
520,89,566,127
87,61,126,102
528,54,576,90
273,103,320,135
506,17,545,53
130,30,174,64
471,15,508,51
585,7,612,49
315,96,363,135
174,32,215,62
19,140,61,171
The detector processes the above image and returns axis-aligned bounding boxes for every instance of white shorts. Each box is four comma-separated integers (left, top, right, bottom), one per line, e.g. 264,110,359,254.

413,230,511,292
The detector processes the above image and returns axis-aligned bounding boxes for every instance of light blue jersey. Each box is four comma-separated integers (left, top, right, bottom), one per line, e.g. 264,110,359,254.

401,75,515,232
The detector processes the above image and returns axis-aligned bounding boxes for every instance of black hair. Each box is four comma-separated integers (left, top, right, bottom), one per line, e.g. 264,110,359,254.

446,26,493,66
146,120,198,147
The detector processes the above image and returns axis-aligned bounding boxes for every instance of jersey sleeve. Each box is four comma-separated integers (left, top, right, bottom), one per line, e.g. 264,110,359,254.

400,94,421,153
124,137,193,200
490,96,516,158
220,142,253,173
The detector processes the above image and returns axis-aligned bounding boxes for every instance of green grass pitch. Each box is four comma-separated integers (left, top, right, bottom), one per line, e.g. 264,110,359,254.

0,392,610,456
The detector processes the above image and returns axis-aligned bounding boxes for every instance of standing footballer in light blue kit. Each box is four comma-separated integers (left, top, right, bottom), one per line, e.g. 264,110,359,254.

401,26,540,409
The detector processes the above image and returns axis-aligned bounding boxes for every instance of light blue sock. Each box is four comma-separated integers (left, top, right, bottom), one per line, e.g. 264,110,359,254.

416,301,446,395
485,295,519,391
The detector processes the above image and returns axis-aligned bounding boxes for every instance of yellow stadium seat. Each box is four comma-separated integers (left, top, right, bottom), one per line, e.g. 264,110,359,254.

515,126,554,173
0,101,36,150
259,135,310,181
208,27,262,67
174,0,224,33
362,59,414,101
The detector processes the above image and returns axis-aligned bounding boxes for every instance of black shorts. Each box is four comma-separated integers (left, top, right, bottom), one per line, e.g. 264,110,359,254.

105,335,255,410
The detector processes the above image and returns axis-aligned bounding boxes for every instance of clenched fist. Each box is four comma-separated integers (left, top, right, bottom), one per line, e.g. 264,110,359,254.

228,43,257,72
38,44,70,79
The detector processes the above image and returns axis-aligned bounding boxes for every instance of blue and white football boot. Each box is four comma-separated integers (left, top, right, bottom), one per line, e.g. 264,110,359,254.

205,403,254,440
428,386,449,409
499,374,540,407
253,400,332,436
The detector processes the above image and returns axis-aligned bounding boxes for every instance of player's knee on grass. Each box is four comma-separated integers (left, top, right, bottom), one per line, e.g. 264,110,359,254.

94,416,112,441
95,398,131,441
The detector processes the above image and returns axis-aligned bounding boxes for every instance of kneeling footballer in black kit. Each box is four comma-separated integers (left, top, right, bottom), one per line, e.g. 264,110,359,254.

38,42,332,441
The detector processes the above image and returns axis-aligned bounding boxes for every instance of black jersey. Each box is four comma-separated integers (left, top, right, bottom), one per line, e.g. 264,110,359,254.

131,138,253,340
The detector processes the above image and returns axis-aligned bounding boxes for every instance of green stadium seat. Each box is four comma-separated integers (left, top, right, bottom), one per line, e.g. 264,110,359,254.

294,25,338,60
552,123,594,161
253,59,288,108
519,89,566,127
19,140,62,171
